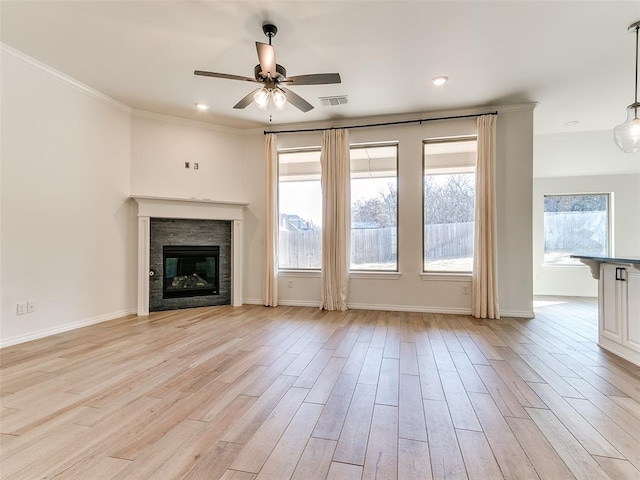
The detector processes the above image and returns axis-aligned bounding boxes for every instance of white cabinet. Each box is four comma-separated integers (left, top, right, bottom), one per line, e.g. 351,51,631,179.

599,263,640,365
627,270,640,350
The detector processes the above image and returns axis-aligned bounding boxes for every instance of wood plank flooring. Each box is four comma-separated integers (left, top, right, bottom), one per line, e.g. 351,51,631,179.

1,296,640,479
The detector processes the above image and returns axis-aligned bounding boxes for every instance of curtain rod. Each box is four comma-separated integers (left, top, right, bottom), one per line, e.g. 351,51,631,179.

263,111,498,135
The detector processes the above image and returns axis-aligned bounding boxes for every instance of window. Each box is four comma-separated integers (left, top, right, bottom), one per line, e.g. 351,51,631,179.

278,143,398,271
543,194,610,265
350,144,398,270
278,149,322,269
423,137,477,273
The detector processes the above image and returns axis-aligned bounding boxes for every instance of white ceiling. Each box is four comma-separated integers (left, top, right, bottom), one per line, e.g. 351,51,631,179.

1,1,640,134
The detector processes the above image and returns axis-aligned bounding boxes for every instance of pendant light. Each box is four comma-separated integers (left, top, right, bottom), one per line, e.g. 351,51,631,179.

614,21,640,153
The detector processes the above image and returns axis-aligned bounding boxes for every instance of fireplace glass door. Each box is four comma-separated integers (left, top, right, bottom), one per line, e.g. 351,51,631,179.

162,245,219,299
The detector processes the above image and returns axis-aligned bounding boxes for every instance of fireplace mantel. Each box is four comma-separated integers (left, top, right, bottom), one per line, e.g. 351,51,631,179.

131,196,249,315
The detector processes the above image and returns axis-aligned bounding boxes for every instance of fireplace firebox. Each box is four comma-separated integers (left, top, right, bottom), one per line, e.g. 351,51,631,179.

162,245,219,299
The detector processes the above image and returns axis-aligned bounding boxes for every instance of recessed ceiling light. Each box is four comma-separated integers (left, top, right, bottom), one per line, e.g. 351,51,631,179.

195,103,209,111
565,120,579,126
431,76,448,86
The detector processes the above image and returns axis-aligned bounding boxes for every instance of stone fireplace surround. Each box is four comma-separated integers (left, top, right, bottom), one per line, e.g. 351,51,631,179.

150,219,229,311
131,196,248,316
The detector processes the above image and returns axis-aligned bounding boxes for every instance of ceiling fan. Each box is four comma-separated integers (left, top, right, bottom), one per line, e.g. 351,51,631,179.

194,23,341,113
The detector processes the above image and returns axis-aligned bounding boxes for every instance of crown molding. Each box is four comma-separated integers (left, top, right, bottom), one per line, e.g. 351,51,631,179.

2,42,537,137
1,43,132,114
131,109,245,135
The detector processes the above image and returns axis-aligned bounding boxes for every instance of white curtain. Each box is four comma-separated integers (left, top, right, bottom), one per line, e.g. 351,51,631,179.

320,129,351,311
472,115,500,319
263,133,278,306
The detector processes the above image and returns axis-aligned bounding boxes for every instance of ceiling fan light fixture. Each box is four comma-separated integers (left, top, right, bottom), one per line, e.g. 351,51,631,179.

614,20,640,153
254,87,270,109
194,23,340,114
431,76,448,86
272,88,287,110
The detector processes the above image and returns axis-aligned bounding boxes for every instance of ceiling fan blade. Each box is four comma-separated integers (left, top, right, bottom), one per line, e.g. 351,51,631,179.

194,70,258,82
233,88,262,109
256,42,277,78
283,73,342,85
281,87,314,112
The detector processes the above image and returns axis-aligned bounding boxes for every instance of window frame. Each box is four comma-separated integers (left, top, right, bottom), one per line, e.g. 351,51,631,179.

276,142,400,274
349,141,400,273
277,146,322,272
422,135,478,275
542,192,612,267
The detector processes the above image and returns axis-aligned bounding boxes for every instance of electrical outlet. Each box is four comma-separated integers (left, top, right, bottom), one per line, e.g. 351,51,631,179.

194,163,199,170
287,280,294,289
462,286,470,295
27,301,36,313
17,302,27,315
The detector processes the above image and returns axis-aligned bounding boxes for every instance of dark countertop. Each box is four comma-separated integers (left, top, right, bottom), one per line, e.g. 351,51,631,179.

570,255,640,265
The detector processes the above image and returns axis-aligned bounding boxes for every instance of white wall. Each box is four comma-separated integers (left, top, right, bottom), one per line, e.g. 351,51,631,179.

1,48,136,346
270,105,535,317
533,173,640,296
533,130,640,297
129,113,266,303
131,112,248,202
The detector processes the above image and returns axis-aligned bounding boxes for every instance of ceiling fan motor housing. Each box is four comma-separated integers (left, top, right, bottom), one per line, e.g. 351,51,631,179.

254,64,286,82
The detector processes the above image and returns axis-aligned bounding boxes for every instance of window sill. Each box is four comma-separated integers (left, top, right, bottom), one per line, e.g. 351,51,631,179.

278,270,402,280
420,272,471,282
278,269,321,278
350,271,401,280
542,263,586,269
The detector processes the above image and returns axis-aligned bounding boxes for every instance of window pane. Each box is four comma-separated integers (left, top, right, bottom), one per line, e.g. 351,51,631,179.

278,150,322,269
543,194,609,265
423,139,477,272
351,144,398,270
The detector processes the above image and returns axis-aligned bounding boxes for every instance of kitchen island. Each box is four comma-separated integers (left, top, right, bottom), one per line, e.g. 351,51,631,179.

572,255,640,366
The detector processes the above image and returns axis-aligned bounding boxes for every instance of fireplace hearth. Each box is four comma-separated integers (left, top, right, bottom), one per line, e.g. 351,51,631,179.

162,245,219,299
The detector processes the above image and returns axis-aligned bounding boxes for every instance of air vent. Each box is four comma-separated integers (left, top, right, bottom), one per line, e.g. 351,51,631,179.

319,95,348,107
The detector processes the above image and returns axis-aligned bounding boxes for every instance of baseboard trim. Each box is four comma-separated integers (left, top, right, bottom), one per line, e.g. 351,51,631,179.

242,298,265,305
276,300,473,315
260,301,534,318
277,300,322,308
0,302,537,348
347,303,472,315
0,308,137,348
500,310,535,318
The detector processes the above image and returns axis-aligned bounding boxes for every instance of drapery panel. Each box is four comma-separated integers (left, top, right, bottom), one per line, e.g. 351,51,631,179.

320,129,350,311
263,133,278,306
472,115,499,319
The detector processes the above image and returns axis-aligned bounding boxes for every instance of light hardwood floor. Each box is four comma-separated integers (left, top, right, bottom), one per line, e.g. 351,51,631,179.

1,297,640,479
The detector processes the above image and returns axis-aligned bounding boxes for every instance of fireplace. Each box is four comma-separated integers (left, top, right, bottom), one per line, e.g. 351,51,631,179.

148,218,231,311
163,245,219,299
131,195,248,315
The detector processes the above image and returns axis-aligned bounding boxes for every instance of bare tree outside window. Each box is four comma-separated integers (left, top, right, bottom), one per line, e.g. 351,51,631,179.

350,144,398,271
423,138,477,272
278,144,398,271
